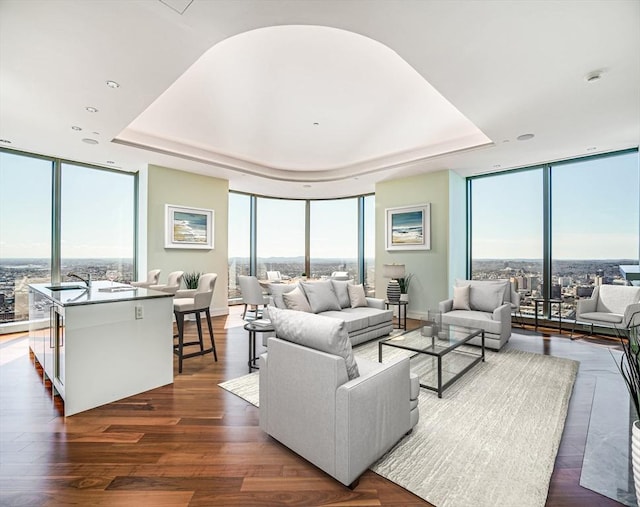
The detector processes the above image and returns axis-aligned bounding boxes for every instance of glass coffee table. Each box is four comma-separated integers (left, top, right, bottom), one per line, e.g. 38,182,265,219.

378,324,485,398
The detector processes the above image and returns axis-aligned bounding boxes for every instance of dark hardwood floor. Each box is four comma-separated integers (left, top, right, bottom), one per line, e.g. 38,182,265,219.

0,308,626,506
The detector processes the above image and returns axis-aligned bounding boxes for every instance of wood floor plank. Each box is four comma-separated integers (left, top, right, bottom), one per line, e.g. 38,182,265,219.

0,310,627,506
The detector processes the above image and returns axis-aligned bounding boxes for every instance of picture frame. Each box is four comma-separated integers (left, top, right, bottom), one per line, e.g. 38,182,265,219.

385,203,431,251
164,204,214,249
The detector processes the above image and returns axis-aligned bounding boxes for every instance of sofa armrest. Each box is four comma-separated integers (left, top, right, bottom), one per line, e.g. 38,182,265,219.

366,297,385,310
439,299,453,313
576,296,597,316
335,356,411,485
624,303,640,328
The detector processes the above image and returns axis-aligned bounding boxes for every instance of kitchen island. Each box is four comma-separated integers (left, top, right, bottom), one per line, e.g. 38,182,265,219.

28,281,174,416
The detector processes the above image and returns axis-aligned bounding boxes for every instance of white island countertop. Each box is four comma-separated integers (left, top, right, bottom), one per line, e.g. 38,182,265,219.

30,280,173,306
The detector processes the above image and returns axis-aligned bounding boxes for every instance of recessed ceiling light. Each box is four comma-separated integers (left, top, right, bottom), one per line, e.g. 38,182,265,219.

313,122,320,126
493,164,501,168
0,139,12,144
82,138,99,145
106,160,115,164
303,184,312,188
106,80,120,89
71,126,82,131
585,70,603,83
516,133,535,141
502,140,510,143
92,131,100,135
85,106,99,113
587,147,597,151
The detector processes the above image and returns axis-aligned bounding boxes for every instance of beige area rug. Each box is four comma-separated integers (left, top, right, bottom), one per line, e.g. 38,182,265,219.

219,338,579,507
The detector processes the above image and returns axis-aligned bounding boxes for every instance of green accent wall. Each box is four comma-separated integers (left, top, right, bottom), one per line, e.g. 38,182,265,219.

375,170,465,318
145,165,229,315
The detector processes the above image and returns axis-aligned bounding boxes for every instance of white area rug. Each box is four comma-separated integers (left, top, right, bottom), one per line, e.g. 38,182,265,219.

219,338,579,507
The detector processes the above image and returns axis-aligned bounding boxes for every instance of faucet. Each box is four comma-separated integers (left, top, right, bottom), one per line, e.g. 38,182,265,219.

67,272,92,288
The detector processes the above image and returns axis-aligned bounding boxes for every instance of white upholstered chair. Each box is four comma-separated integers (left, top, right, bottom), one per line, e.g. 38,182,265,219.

149,271,184,295
260,307,418,488
574,285,640,338
130,269,161,288
238,275,268,320
266,271,282,282
173,273,218,373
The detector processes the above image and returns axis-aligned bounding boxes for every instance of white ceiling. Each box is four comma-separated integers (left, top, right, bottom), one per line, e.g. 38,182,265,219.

0,0,638,199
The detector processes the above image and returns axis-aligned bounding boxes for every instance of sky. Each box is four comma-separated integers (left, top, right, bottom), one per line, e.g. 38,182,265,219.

2,149,638,261
472,150,639,260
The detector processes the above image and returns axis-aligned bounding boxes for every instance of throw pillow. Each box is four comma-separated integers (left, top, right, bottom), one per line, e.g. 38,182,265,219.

331,279,354,308
282,286,312,312
268,305,359,380
300,280,342,313
452,285,471,310
347,284,368,308
269,283,298,309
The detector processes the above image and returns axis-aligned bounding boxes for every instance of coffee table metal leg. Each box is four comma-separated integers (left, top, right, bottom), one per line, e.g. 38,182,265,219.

437,356,443,398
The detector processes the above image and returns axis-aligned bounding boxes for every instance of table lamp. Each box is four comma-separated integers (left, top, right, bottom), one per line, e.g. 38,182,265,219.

383,263,405,302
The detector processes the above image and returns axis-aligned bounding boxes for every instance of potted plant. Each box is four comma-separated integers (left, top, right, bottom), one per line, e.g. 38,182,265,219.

398,273,413,302
618,315,640,496
183,272,202,290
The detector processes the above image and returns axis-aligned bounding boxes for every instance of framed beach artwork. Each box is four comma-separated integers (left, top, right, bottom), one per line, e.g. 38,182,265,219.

164,204,214,249
385,204,431,251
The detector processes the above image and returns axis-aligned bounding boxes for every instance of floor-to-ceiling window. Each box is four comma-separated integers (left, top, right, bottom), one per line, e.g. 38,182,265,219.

0,149,137,327
310,198,358,279
228,192,251,300
256,197,306,280
470,168,544,317
551,151,639,317
228,192,374,302
468,149,639,323
0,152,53,323
60,163,135,284
363,194,376,295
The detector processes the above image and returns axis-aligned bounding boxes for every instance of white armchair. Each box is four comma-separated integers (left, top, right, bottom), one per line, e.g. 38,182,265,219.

260,307,418,487
439,279,513,350
574,285,640,337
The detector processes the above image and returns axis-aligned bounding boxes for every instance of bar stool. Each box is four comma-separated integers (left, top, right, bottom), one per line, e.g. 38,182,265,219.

173,273,218,373
149,271,184,295
131,269,161,288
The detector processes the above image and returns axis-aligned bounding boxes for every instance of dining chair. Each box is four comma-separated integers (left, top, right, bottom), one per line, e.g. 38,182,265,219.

238,275,268,320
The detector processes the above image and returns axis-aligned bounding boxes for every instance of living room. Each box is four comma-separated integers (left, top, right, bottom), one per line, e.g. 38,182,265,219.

1,1,639,506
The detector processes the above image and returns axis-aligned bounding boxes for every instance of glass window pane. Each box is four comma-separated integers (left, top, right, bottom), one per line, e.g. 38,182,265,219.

470,169,544,317
60,163,135,284
0,152,53,323
310,198,358,280
551,152,639,318
364,195,375,295
228,193,251,300
256,198,305,280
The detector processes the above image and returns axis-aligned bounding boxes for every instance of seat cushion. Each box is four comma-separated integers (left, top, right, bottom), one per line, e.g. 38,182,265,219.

579,311,624,324
173,297,196,312
319,309,370,333
321,307,393,333
441,309,503,335
268,306,359,380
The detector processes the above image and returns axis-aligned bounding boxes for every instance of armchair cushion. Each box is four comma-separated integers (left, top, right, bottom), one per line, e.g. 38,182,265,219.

269,306,359,380
453,285,471,310
301,280,341,313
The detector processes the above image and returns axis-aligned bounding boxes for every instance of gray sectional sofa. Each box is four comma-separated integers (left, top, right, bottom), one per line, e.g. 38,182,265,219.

267,279,393,346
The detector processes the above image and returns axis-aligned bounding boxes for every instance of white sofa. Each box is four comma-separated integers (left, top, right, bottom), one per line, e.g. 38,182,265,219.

439,279,516,350
267,279,393,346
260,307,419,487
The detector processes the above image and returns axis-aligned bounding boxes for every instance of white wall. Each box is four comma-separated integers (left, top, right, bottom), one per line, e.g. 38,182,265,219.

375,170,465,318
145,164,229,316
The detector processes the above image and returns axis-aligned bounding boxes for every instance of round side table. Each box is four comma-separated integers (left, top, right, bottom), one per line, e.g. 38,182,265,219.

243,321,275,373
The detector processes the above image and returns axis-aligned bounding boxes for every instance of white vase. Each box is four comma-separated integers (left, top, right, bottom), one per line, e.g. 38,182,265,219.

632,420,640,499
